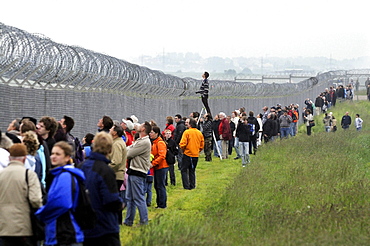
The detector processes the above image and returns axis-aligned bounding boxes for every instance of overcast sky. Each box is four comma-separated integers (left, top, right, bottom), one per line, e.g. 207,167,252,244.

2,0,369,63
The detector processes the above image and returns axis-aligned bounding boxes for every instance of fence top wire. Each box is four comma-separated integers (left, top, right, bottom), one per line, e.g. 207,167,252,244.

1,23,368,98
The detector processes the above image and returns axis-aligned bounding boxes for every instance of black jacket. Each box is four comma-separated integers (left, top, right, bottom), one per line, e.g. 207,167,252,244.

212,120,221,141
174,121,186,145
236,123,251,142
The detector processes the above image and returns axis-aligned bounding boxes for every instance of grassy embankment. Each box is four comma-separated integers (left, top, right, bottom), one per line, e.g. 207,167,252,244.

120,100,370,245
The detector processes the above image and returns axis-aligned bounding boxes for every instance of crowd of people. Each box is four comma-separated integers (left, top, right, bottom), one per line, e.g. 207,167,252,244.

0,78,364,245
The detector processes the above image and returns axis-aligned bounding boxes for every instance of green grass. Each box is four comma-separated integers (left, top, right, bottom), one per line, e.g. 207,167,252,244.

120,100,370,246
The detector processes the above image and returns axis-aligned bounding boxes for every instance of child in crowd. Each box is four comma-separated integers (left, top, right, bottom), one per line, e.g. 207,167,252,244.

355,114,363,131
163,129,178,186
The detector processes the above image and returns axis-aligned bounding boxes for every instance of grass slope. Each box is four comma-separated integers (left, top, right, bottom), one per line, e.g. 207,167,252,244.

120,100,370,246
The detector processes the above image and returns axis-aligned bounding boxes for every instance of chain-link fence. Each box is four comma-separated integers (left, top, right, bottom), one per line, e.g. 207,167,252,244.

1,23,368,138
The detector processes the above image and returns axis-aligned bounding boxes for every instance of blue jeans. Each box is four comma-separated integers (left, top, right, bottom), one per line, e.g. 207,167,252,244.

280,127,290,139
239,142,250,165
290,122,297,136
234,137,241,157
181,155,198,189
124,175,148,225
214,140,222,157
154,168,168,208
145,176,153,206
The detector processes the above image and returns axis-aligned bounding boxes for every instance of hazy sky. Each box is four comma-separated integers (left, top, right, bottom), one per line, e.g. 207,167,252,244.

2,0,369,62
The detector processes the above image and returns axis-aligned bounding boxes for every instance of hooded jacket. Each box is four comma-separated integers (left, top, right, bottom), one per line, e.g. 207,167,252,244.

36,165,85,245
80,152,123,239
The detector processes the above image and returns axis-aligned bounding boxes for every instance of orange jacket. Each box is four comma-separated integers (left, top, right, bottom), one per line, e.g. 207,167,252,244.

151,137,169,170
179,127,204,157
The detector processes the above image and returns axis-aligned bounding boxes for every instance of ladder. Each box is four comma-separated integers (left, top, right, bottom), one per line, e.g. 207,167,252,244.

197,107,222,160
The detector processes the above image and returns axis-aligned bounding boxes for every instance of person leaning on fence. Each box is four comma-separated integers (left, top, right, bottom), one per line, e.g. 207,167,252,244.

0,143,42,246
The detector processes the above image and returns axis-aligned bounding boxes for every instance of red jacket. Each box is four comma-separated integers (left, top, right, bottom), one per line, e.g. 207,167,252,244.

218,118,232,140
162,124,175,138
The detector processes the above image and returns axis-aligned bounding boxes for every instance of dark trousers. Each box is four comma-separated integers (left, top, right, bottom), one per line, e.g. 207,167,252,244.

84,233,120,246
249,135,257,154
306,126,312,135
116,180,123,225
201,96,211,116
154,168,168,208
176,148,183,170
228,137,234,155
181,155,198,189
1,237,35,246
168,164,176,185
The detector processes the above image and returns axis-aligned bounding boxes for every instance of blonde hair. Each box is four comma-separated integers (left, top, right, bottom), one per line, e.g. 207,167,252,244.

93,132,113,155
22,131,40,156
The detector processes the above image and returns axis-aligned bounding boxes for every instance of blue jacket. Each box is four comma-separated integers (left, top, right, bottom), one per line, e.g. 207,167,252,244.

80,152,123,239
36,165,85,245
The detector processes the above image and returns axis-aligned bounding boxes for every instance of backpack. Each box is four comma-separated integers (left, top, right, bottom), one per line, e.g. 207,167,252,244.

165,139,178,165
74,137,84,165
70,174,97,230
67,133,84,165
291,112,297,121
166,148,176,165
247,123,255,136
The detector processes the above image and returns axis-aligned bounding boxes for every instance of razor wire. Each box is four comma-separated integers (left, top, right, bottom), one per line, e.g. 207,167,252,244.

0,22,368,98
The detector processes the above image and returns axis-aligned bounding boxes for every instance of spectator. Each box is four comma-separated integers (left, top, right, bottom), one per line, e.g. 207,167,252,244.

304,109,314,136
179,118,204,190
97,116,113,133
0,144,42,246
163,129,178,185
36,141,85,246
355,114,363,131
21,131,40,171
37,116,58,154
341,112,351,130
149,126,169,208
218,112,231,160
236,116,251,167
108,124,127,225
124,122,152,226
173,114,186,169
82,133,94,158
80,132,123,245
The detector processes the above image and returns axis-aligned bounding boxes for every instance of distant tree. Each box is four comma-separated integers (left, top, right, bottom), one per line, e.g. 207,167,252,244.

224,69,237,75
241,67,253,74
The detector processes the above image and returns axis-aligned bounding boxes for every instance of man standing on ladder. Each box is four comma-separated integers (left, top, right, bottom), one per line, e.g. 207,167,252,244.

196,71,212,118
